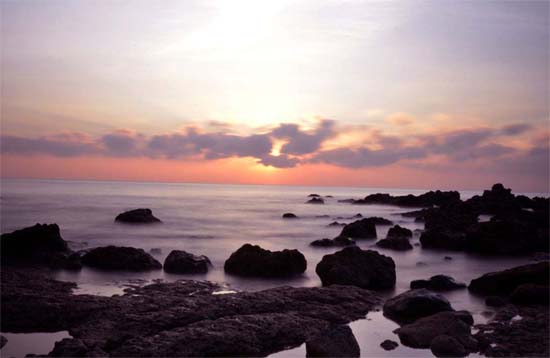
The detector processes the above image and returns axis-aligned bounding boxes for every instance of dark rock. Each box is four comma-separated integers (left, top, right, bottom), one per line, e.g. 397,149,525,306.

337,199,356,203
410,275,466,291
163,250,211,274
468,262,550,296
416,261,428,266
376,237,413,251
224,244,306,278
115,208,161,223
325,195,333,198
362,190,460,208
531,252,550,261
316,246,395,290
420,229,467,251
485,296,507,307
510,284,549,305
383,289,454,323
0,335,6,349
430,335,468,357
1,223,72,267
308,194,321,197
310,237,355,247
282,213,298,219
339,218,377,239
81,246,162,271
348,213,363,219
394,311,475,350
305,325,360,357
327,221,345,227
387,225,413,238
307,197,325,204
368,217,394,225
2,267,382,357
444,256,453,261
380,340,398,351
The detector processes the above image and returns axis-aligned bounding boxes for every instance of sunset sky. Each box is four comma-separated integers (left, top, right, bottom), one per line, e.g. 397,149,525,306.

1,0,549,191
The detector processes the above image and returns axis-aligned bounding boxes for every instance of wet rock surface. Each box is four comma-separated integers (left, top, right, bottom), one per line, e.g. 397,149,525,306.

115,208,161,223
468,262,549,296
1,268,381,357
305,325,360,357
81,246,162,271
163,250,211,274
386,225,412,238
310,236,355,247
339,218,377,239
383,289,454,323
375,236,413,251
410,275,466,291
224,244,307,278
316,246,395,290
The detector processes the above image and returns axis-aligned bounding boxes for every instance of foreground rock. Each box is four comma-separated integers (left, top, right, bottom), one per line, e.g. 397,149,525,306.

410,275,466,291
163,250,211,274
310,237,355,247
224,244,306,277
115,208,161,223
1,267,381,357
316,246,395,290
376,237,412,251
383,289,454,323
394,311,476,351
81,246,162,271
468,262,549,296
305,325,360,357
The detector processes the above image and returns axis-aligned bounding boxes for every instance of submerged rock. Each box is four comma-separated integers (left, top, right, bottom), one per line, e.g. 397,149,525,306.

410,275,466,291
387,225,413,238
115,208,161,223
282,213,298,219
376,237,413,251
224,244,306,278
163,250,211,274
327,221,346,227
316,246,395,290
468,262,549,296
380,340,398,351
305,325,360,357
306,197,325,204
81,246,162,271
383,289,454,323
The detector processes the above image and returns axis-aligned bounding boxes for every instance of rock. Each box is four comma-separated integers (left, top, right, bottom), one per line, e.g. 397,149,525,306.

485,296,507,307
308,194,321,197
0,223,72,267
310,237,355,247
394,311,475,350
444,256,453,261
327,221,346,227
282,213,298,219
307,197,325,204
430,335,468,357
362,190,460,207
416,261,428,266
383,289,454,323
380,340,398,351
0,335,6,349
81,246,162,271
387,225,413,238
224,244,307,278
1,267,381,357
115,208,161,223
376,237,413,251
468,262,550,296
420,229,467,251
305,325,360,357
150,248,162,255
316,246,395,290
163,250,211,274
410,275,466,291
510,284,549,305
325,195,333,198
339,218,377,239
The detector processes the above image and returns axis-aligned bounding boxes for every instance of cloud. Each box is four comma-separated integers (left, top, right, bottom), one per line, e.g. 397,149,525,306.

271,119,336,155
500,123,532,136
101,130,144,156
386,112,415,126
1,133,99,156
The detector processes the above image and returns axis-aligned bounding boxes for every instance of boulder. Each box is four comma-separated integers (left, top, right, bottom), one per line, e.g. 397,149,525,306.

305,325,360,357
282,213,298,219
410,275,466,291
510,284,549,305
468,262,550,296
387,225,412,238
376,237,413,251
115,208,161,223
362,190,460,207
307,198,325,204
380,340,398,351
224,244,307,278
430,335,468,357
163,250,211,274
310,237,355,247
394,311,475,349
327,221,345,227
383,289,454,323
81,246,162,271
339,218,377,239
316,246,395,290
0,335,6,349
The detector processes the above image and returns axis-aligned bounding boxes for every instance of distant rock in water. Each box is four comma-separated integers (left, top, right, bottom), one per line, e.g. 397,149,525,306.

327,221,345,227
380,340,398,351
383,289,454,324
316,246,395,290
115,208,161,223
307,197,325,204
376,237,413,251
282,212,298,219
308,193,321,197
81,246,162,271
387,225,413,238
310,236,355,247
468,262,549,296
410,275,466,291
163,250,211,274
339,218,377,239
361,190,461,207
224,244,307,278
305,325,360,357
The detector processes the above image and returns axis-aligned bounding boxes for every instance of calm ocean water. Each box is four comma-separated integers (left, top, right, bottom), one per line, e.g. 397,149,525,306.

0,179,541,357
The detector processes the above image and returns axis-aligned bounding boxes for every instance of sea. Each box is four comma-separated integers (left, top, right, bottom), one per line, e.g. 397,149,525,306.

0,178,543,357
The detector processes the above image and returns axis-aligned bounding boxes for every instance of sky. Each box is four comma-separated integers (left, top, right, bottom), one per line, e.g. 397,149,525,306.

1,0,549,192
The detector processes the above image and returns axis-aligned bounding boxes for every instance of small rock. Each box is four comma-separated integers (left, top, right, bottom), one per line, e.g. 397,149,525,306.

376,237,413,251
380,340,398,351
282,213,298,219
81,246,162,271
387,225,413,238
410,275,466,291
115,208,161,223
444,256,453,261
305,325,360,357
310,237,355,247
163,250,211,274
339,218,377,239
327,221,345,227
383,289,454,323
307,197,325,204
